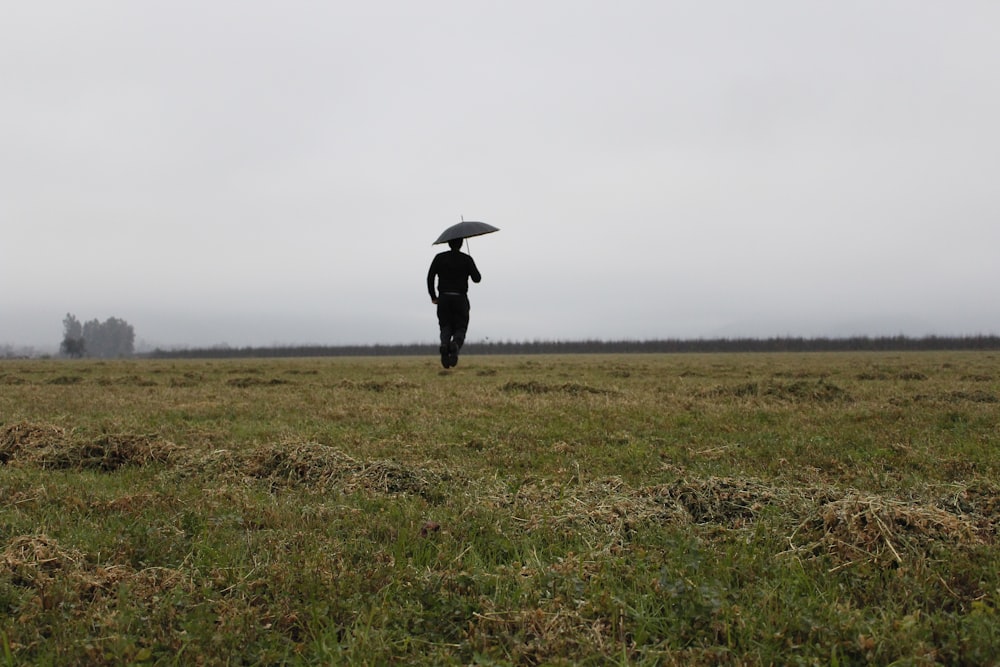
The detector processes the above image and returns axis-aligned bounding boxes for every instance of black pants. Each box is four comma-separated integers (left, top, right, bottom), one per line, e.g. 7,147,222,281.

437,294,470,348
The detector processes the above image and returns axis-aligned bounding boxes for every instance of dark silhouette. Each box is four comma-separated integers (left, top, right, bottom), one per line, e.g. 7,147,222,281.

60,336,86,358
427,238,481,368
61,313,86,358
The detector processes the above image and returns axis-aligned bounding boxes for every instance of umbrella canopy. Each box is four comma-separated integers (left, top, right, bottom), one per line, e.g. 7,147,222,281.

433,220,499,245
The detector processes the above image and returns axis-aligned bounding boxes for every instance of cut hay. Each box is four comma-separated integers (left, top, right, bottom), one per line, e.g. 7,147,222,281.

948,390,998,404
1,532,195,653
46,375,84,385
67,433,180,471
0,422,178,471
2,534,189,594
470,599,615,665
936,481,1000,538
342,460,442,497
0,422,68,464
335,379,419,391
651,476,784,527
226,376,291,388
244,441,359,485
488,477,684,536
486,472,991,569
2,534,84,587
700,380,850,403
198,441,447,499
500,381,614,396
563,477,688,532
95,375,158,387
784,493,983,569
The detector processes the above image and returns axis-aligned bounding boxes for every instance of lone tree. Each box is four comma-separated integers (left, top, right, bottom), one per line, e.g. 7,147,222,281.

61,313,135,358
60,313,86,358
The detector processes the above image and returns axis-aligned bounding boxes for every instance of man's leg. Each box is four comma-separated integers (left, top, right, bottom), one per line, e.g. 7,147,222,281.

450,297,471,365
437,303,455,368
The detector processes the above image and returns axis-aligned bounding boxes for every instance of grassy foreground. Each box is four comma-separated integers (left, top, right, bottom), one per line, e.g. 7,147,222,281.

1,352,999,665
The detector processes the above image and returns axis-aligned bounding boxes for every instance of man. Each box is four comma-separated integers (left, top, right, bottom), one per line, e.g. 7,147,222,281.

427,238,481,368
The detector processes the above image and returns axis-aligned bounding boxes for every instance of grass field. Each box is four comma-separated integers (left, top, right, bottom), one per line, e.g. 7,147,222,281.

2,352,999,665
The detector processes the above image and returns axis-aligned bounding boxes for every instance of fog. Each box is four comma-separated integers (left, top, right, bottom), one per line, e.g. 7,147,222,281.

3,2,998,351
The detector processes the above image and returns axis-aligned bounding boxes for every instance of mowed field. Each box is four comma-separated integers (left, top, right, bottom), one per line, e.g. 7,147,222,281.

1,352,999,665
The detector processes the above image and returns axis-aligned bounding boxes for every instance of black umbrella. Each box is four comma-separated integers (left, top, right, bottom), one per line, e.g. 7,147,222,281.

433,219,500,245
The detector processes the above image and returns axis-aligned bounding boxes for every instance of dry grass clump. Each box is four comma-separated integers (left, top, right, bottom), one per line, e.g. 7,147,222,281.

904,390,1000,405
786,493,983,569
489,472,994,574
0,422,178,471
701,380,850,403
491,476,783,537
652,476,784,527
342,460,443,496
168,372,203,387
95,375,158,387
187,440,447,499
0,422,68,464
500,380,613,396
936,481,1000,537
334,378,419,391
646,477,988,569
46,375,84,385
244,441,358,484
525,477,687,534
2,429,446,500
68,433,180,471
947,390,998,404
857,370,929,381
1,534,84,588
1,533,195,658
226,376,291,387
566,477,683,530
469,600,616,665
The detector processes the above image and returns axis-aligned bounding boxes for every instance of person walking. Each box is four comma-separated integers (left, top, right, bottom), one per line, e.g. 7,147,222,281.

427,238,481,368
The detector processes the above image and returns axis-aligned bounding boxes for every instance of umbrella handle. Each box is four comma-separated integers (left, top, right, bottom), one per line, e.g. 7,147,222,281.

461,213,473,257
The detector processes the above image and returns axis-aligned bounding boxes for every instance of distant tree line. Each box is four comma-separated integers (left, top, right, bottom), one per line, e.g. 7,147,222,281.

0,344,41,359
145,335,1000,359
60,313,135,359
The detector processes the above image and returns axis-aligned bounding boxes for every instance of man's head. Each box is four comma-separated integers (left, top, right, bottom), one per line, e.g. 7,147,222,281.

448,239,463,251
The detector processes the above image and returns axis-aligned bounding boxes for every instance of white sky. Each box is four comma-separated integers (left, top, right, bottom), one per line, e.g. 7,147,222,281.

3,1,999,350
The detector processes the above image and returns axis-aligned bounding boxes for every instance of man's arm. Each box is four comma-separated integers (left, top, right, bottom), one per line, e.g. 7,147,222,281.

427,259,439,302
469,257,482,284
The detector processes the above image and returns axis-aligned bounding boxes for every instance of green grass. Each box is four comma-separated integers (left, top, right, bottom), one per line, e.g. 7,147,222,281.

2,352,999,664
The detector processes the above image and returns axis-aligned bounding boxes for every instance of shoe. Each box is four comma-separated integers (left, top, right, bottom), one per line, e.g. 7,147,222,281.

448,341,459,367
439,344,451,368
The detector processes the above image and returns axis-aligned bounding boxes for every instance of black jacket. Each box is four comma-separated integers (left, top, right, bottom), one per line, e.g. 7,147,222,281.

427,249,481,300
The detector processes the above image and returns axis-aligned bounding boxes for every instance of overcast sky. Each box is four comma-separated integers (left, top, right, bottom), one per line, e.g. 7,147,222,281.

3,2,998,350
